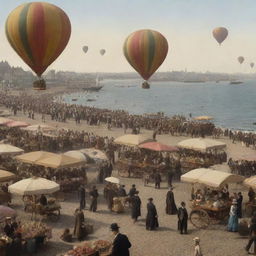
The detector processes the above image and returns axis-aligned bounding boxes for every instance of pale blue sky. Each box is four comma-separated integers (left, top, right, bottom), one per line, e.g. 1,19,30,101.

1,0,256,73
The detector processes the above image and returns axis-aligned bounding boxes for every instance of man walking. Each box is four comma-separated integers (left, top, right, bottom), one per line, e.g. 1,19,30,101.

177,201,188,234
245,213,256,254
78,185,86,210
89,186,99,212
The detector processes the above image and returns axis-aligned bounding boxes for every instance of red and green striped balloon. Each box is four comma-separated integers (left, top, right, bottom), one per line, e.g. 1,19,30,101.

123,29,169,81
5,2,71,77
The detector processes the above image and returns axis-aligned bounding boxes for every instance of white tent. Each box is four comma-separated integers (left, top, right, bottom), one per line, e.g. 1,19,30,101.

114,134,154,147
8,177,60,195
64,151,87,161
181,168,244,188
0,144,24,155
177,138,226,152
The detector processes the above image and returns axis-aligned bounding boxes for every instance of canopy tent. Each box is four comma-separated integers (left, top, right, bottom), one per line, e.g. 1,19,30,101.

0,206,16,222
8,177,60,195
6,121,30,128
139,142,179,152
0,117,13,125
36,154,84,168
15,151,57,164
114,134,154,147
23,124,56,133
177,138,226,152
0,144,24,156
0,170,15,182
64,150,88,161
105,177,120,184
80,148,107,163
243,176,256,189
181,168,244,188
194,116,214,121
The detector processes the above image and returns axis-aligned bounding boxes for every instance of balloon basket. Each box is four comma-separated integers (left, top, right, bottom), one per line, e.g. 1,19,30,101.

142,81,150,89
33,79,46,90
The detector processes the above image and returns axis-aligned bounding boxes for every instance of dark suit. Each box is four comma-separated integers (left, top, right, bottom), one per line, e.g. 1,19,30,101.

79,187,86,210
246,223,256,253
112,233,131,256
177,207,188,234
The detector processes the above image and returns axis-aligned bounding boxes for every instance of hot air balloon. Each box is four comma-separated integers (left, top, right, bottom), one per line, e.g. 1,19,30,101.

238,56,245,64
250,62,254,68
83,46,88,54
5,2,71,90
212,27,228,45
100,49,106,56
123,29,168,89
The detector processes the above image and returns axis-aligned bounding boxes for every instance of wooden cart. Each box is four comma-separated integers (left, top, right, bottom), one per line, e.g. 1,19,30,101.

189,202,230,229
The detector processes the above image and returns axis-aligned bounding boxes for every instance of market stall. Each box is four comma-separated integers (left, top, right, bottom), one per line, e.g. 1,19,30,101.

114,134,154,147
181,168,244,229
0,144,24,156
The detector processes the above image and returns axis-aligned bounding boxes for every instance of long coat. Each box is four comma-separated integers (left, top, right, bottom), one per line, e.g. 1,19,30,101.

112,233,131,256
146,202,159,230
131,195,141,219
166,191,177,215
74,211,85,240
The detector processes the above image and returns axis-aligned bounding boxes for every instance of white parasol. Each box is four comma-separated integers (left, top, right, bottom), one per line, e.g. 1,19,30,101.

105,177,120,184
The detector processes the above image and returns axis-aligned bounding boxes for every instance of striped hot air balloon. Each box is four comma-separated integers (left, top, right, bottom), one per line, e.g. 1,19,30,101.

5,2,71,88
123,29,168,88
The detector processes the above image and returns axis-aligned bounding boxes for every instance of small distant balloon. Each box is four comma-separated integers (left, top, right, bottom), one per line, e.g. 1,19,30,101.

212,27,228,45
83,46,88,54
250,62,254,68
100,49,106,56
238,56,245,64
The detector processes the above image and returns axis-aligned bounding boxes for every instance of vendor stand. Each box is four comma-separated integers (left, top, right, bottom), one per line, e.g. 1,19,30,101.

181,168,244,229
0,170,16,205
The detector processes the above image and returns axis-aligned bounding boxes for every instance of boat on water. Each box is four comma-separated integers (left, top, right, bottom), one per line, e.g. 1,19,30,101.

183,80,205,83
87,98,96,102
72,98,78,101
83,73,103,91
230,81,243,85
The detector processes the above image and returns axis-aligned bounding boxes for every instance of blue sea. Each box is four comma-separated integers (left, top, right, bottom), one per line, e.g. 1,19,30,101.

63,79,256,131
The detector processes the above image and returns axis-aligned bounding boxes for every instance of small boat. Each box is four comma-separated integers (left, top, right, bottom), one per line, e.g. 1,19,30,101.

72,98,77,101
87,99,96,102
230,81,243,85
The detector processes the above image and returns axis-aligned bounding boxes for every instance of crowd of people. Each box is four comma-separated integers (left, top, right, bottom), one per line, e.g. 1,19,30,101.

228,158,256,177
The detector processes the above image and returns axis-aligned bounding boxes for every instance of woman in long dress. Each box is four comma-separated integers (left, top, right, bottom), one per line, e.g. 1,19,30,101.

227,199,238,232
166,187,177,215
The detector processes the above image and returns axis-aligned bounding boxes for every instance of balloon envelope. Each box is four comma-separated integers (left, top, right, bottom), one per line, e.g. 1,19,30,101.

83,46,88,54
123,29,168,81
212,27,228,45
100,49,106,55
250,62,254,68
5,2,71,77
238,56,245,64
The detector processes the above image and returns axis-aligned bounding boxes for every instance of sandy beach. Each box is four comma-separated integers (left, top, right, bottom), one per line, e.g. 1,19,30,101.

0,87,255,256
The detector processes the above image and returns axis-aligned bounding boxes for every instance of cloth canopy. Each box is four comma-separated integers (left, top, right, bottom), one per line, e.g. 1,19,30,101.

80,148,107,163
0,117,13,125
23,124,56,132
0,170,15,182
139,142,178,152
0,144,24,155
177,138,226,152
114,134,154,147
64,151,87,161
6,121,30,128
105,177,120,184
36,154,84,168
8,177,60,195
243,176,256,189
0,206,16,222
181,168,244,188
15,151,57,164
194,116,213,121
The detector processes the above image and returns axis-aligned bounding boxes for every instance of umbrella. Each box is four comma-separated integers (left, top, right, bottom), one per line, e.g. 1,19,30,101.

0,170,15,182
139,142,179,152
8,177,60,195
36,154,84,168
0,117,13,125
181,168,244,188
105,177,120,184
114,134,154,147
15,151,57,164
64,151,87,161
80,148,107,163
0,144,24,155
194,116,213,121
0,206,16,222
6,121,30,128
23,124,56,132
177,138,226,152
243,176,256,189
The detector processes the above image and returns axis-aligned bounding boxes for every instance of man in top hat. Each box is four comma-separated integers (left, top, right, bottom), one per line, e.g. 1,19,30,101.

128,184,136,198
193,237,203,256
177,201,188,234
110,223,131,256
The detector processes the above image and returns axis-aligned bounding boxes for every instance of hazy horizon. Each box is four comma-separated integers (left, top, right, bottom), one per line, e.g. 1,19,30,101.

1,0,256,75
